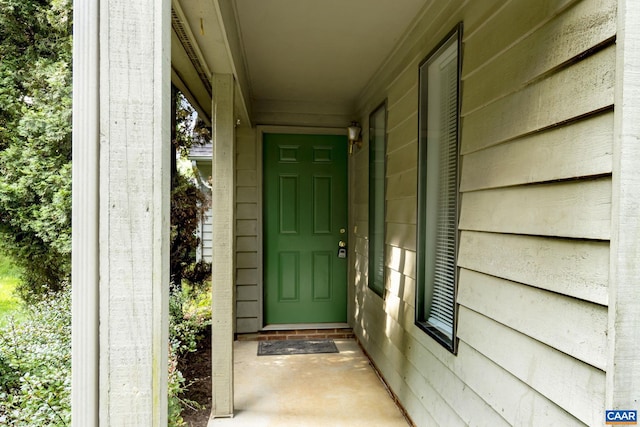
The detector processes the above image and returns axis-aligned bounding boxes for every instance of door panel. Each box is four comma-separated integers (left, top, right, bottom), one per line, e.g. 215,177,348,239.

264,133,347,324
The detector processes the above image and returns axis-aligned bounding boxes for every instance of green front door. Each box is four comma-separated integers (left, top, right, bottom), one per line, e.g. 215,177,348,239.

264,133,348,324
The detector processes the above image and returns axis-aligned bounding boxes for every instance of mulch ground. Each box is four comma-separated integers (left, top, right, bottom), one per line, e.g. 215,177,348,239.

179,325,212,427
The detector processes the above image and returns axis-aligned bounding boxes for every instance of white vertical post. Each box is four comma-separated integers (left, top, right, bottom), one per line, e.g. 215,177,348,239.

72,0,99,424
72,0,170,424
211,73,236,418
608,0,640,410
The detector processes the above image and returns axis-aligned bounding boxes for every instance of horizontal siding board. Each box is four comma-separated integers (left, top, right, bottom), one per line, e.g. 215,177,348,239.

386,223,416,251
236,252,256,269
463,0,577,76
236,301,258,318
387,85,418,131
236,146,256,170
236,202,257,219
236,268,257,285
236,186,257,203
385,271,415,307
454,341,586,426
459,178,612,240
386,197,416,225
387,114,417,153
458,268,608,370
236,219,257,236
386,169,417,199
387,65,417,107
385,246,416,280
356,324,438,427
458,307,605,426
236,318,259,333
402,340,509,426
237,236,257,252
360,300,467,426
405,328,582,426
458,231,609,305
462,45,615,154
387,143,418,177
237,169,257,186
236,284,258,301
460,112,614,192
379,297,585,426
462,0,616,114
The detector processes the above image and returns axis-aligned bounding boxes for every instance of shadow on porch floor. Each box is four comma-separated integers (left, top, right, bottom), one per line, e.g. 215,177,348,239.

208,339,410,427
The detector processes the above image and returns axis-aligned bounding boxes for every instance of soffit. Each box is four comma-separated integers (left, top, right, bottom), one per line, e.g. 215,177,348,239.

173,0,428,124
234,0,427,115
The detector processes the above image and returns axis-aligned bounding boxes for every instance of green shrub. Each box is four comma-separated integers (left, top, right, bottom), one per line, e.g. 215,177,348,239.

0,287,202,426
168,285,210,425
169,285,211,356
0,290,71,426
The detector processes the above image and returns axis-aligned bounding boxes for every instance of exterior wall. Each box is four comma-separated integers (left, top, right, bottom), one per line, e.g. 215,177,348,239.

235,126,261,333
351,0,616,425
189,159,213,263
196,205,213,263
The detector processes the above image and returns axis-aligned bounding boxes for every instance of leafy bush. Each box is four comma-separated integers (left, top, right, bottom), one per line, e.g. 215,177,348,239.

0,286,204,426
0,289,71,426
168,285,211,425
169,285,211,356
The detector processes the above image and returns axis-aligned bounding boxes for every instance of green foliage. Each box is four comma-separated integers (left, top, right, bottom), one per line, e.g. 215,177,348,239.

0,286,196,427
167,285,211,425
0,289,71,426
0,0,73,300
170,91,212,291
168,344,188,426
169,285,211,356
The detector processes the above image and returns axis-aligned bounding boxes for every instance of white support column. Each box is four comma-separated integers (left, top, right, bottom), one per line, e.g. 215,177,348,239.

607,0,640,410
211,73,236,418
72,0,170,425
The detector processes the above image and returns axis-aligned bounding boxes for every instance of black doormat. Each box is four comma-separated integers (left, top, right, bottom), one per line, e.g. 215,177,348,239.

258,339,339,356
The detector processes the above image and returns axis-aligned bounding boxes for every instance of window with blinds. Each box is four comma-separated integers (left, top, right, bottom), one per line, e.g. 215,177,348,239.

416,25,461,353
368,102,387,297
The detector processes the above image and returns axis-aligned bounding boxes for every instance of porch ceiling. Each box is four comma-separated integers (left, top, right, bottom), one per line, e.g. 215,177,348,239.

171,0,428,127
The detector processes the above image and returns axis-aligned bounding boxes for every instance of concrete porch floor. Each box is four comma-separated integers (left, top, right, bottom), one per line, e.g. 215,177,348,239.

208,339,410,427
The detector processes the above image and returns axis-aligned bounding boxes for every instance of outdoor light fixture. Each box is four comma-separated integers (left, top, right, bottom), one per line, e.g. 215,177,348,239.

347,121,362,155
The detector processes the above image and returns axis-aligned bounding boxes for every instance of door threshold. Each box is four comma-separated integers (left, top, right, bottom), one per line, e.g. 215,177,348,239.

261,322,350,331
